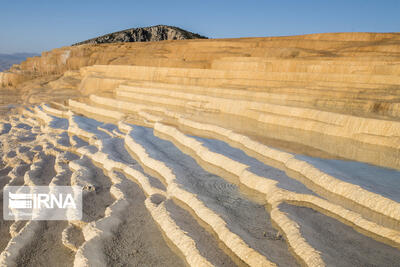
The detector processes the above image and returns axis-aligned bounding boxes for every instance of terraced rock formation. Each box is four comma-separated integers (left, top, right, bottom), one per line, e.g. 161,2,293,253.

0,32,400,266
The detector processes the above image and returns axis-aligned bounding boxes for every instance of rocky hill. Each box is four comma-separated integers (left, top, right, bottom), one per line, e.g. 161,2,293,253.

73,25,207,45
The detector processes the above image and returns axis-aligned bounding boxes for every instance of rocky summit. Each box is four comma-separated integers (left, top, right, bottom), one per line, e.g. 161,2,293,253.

73,25,207,45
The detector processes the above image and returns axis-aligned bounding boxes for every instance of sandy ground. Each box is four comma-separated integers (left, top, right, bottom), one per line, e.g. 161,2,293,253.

16,221,75,267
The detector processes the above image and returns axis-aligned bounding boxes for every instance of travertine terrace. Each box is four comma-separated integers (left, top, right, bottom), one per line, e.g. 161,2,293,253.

0,32,400,266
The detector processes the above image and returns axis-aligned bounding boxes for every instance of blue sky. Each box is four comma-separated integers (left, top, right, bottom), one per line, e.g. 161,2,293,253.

1,0,399,54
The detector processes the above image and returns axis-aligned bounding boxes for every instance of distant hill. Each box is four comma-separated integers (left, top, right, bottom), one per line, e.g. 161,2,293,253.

0,53,39,72
73,25,207,46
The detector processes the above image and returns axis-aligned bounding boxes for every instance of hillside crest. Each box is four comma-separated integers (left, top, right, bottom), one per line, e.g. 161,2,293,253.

73,25,207,45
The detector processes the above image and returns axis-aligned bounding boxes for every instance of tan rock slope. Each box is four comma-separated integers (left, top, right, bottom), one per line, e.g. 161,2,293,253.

0,32,400,266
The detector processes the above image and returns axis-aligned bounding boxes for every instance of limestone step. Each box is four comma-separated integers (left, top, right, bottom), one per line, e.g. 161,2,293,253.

86,94,400,170
121,122,277,266
81,65,400,87
114,85,400,140
152,121,400,237
117,82,400,119
120,80,400,100
52,100,400,260
73,102,400,259
79,64,400,103
211,57,400,75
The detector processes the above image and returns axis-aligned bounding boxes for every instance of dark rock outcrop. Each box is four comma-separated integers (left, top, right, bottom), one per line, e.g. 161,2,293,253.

73,25,207,46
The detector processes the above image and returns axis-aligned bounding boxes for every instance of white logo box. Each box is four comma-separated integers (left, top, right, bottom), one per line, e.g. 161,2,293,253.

3,186,82,220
